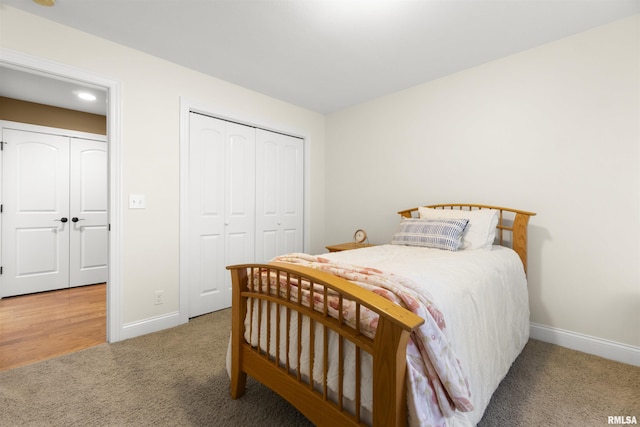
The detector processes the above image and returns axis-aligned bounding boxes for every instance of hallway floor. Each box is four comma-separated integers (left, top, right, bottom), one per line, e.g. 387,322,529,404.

0,283,106,371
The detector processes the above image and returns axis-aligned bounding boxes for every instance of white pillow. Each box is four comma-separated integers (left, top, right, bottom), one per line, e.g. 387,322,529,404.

418,207,499,250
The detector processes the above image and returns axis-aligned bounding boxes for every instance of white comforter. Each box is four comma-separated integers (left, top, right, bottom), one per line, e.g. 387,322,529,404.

228,244,529,426
322,244,530,426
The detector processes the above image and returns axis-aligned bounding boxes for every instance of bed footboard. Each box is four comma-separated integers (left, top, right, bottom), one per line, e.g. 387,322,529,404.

227,262,424,427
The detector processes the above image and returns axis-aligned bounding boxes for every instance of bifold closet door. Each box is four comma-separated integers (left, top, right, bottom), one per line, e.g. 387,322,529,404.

188,113,255,317
255,129,304,262
1,129,71,297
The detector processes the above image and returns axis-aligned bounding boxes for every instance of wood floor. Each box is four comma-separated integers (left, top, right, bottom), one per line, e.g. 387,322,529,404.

0,283,106,371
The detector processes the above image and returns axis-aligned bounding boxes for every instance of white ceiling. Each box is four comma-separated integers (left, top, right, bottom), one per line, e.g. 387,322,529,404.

0,66,108,115
1,0,639,115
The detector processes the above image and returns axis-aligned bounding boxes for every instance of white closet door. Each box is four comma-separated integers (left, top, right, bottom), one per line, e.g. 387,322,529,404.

189,114,226,317
188,113,255,317
255,129,304,262
224,122,256,304
69,138,108,287
1,129,70,297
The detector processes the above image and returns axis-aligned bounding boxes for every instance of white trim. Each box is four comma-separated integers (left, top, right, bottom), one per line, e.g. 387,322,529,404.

178,99,191,325
120,312,181,341
530,322,640,367
178,97,311,324
1,48,124,343
0,121,106,142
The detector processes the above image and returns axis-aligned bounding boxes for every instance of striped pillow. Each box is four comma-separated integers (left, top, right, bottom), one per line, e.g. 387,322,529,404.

418,207,499,250
391,218,469,251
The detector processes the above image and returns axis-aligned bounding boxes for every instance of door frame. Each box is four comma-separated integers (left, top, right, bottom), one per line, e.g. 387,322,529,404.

178,98,311,324
1,48,123,343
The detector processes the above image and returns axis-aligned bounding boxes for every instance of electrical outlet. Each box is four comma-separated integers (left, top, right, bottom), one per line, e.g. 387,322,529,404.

154,290,164,305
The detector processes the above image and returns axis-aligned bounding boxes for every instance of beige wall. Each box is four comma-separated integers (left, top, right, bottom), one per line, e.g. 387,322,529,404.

0,96,106,134
0,6,326,326
325,15,640,350
2,5,638,357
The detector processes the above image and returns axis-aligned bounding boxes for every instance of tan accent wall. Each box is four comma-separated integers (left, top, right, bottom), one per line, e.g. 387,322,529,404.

0,96,106,135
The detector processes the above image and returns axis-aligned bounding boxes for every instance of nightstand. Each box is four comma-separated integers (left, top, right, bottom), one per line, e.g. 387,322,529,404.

325,242,375,252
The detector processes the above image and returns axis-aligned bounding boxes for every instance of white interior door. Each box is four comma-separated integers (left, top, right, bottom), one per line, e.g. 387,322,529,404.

188,113,255,317
255,129,304,262
1,129,70,297
278,133,304,254
189,113,226,317
69,137,108,287
224,121,256,305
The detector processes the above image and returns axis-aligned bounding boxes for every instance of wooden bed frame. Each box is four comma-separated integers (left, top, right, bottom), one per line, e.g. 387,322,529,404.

227,204,535,427
397,204,536,274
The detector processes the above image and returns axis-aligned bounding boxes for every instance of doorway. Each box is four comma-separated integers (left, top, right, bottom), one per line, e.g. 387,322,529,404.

0,49,122,343
1,123,108,297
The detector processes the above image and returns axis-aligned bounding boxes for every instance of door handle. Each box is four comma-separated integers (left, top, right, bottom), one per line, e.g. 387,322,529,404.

71,217,85,223
54,217,69,223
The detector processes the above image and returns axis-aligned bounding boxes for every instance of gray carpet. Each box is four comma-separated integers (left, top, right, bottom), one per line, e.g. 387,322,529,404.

0,308,638,426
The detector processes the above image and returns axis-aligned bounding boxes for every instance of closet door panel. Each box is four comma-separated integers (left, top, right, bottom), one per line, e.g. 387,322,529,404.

189,114,228,316
255,130,303,262
224,123,255,306
255,136,279,262
279,138,304,254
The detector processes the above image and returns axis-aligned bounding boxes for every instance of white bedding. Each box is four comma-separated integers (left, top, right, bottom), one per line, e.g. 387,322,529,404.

322,244,530,426
227,244,529,426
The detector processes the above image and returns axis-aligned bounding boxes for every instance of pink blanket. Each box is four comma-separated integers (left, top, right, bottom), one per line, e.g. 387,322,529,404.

269,253,473,426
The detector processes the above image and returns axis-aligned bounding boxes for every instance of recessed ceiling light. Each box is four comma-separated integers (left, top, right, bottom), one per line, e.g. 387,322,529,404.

77,92,97,101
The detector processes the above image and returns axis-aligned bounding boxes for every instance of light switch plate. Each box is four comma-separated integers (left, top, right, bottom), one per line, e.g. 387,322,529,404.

129,194,146,209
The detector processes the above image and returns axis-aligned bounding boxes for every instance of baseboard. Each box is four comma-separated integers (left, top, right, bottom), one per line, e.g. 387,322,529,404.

120,311,182,341
530,322,640,367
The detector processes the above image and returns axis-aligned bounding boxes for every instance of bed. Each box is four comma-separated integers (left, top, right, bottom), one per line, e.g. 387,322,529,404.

226,204,536,426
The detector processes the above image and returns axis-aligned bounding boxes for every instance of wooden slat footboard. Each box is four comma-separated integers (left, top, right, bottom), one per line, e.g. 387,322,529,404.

227,262,425,427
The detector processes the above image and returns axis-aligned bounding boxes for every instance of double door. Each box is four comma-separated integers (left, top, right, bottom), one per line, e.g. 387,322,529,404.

1,127,108,298
188,113,303,317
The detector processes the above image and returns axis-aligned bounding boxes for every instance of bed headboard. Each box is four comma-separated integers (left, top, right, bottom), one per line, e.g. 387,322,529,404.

397,204,536,274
